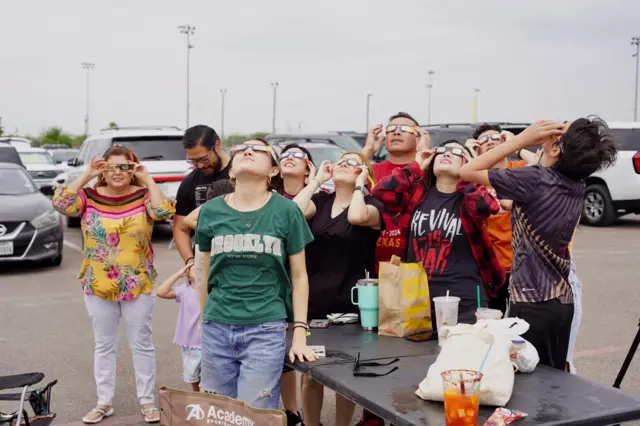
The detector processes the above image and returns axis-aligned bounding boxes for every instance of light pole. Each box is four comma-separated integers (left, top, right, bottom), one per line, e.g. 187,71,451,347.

271,82,279,133
473,88,481,123
220,89,227,141
426,70,435,125
81,62,95,135
365,93,373,132
632,37,640,121
178,24,195,129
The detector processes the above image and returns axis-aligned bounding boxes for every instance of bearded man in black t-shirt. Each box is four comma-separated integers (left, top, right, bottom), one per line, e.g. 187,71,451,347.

173,125,231,284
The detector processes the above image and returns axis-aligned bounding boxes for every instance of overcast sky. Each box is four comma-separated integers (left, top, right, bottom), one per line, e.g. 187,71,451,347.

2,0,639,137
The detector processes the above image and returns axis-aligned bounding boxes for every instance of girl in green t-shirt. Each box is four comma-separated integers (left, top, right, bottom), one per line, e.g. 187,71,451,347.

196,138,317,410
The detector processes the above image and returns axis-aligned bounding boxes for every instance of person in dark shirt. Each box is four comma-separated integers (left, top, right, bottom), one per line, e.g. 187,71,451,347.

459,118,618,370
173,125,231,284
373,140,504,326
293,152,383,426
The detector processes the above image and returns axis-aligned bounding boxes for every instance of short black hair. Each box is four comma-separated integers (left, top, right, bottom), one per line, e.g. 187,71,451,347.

388,112,420,127
183,125,220,150
473,123,502,140
280,143,315,165
206,179,235,201
553,116,618,181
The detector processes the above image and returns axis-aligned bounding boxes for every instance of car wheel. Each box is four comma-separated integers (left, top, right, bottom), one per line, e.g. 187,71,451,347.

582,184,616,227
67,217,81,228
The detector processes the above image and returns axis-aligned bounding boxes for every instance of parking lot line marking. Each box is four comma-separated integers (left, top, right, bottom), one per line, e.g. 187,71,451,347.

575,345,627,359
63,239,83,253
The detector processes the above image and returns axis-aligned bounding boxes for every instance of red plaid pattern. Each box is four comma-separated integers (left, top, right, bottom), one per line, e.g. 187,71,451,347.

371,162,506,296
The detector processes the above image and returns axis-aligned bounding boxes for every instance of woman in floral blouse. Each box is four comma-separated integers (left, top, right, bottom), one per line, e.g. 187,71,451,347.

52,145,175,424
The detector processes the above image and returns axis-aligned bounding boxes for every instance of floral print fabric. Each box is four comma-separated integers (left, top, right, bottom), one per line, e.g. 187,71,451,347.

53,185,175,301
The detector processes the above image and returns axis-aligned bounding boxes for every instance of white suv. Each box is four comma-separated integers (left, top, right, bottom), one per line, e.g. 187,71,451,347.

66,126,190,227
582,121,640,226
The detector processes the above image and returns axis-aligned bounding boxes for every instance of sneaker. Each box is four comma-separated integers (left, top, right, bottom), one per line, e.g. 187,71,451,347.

356,410,385,426
285,410,303,426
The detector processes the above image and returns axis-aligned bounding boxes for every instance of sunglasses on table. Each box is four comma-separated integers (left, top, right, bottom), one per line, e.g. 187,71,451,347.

104,164,133,172
280,151,308,161
435,146,465,157
352,352,399,377
385,124,419,136
478,134,502,144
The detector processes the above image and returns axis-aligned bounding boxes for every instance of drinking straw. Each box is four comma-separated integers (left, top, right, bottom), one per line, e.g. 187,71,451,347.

476,286,481,309
365,269,369,280
459,371,466,395
475,343,493,391
446,290,450,300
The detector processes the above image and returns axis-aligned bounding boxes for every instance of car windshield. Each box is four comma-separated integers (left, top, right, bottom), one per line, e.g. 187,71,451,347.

113,136,185,161
0,169,37,195
50,150,78,163
19,152,56,165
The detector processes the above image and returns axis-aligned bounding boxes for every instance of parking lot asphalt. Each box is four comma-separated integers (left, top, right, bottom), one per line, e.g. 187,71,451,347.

2,217,640,425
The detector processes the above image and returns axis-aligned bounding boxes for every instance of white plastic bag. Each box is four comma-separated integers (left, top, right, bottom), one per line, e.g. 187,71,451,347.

415,324,517,406
475,318,540,373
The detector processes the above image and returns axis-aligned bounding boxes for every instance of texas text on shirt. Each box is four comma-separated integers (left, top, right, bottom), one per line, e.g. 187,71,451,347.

487,165,584,304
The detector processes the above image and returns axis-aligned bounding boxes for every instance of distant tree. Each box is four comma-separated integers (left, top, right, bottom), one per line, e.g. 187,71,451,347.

71,135,86,147
38,127,74,147
222,134,247,147
107,121,118,129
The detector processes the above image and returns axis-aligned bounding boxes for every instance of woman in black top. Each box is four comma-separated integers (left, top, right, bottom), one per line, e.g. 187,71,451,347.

293,152,383,426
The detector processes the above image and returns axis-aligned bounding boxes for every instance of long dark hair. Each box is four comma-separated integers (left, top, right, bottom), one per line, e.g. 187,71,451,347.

231,138,284,194
424,140,473,188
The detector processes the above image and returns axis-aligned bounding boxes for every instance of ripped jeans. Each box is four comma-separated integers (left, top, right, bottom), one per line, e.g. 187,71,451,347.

200,320,286,409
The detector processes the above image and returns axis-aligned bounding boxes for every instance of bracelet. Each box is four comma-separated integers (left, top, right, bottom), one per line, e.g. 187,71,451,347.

185,257,194,265
293,321,308,328
293,324,308,332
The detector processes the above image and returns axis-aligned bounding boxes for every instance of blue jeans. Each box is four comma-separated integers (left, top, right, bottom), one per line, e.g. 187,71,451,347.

200,320,287,409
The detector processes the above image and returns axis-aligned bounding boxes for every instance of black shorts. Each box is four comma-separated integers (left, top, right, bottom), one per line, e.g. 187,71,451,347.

509,298,574,371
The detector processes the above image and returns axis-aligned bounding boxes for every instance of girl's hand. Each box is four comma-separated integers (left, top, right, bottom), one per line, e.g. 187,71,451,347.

315,160,333,184
416,127,431,151
355,166,369,187
288,340,318,363
465,139,480,158
415,148,435,171
307,161,317,184
177,263,192,278
130,162,151,183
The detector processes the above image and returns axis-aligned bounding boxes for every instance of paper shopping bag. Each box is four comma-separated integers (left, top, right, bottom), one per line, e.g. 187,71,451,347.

378,260,432,338
159,386,286,426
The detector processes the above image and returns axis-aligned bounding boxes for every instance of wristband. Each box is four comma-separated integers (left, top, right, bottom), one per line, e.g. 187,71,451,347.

293,324,310,336
185,257,195,265
293,321,308,328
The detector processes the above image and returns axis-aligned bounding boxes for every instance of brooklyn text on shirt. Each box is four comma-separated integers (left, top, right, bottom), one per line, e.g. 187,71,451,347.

210,233,283,258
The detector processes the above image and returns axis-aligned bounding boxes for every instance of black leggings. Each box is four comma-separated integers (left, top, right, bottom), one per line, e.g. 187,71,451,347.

509,299,574,371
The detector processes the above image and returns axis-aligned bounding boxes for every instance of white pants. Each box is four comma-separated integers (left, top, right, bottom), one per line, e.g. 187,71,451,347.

84,293,157,406
566,261,583,374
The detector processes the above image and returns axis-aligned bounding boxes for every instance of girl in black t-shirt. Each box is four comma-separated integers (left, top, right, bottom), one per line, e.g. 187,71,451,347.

293,152,383,426
279,144,315,200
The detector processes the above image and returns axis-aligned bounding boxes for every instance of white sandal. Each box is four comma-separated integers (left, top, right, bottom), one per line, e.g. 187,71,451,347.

141,407,160,423
82,407,114,424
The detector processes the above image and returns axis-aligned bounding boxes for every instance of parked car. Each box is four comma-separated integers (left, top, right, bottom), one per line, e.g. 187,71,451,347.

266,133,362,153
0,162,64,266
270,141,347,193
41,144,71,150
582,121,640,226
0,142,25,167
0,137,32,150
66,126,190,227
17,147,65,195
47,148,79,168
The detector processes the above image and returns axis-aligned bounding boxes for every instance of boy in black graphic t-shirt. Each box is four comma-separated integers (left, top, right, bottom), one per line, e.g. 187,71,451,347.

173,125,231,285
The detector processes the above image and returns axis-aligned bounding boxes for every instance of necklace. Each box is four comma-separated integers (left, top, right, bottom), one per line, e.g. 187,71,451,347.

228,192,271,228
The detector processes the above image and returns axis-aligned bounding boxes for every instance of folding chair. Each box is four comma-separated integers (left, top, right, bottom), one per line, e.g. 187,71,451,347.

0,373,57,426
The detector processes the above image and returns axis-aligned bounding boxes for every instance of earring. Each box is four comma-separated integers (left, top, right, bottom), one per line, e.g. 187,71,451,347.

100,175,106,183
